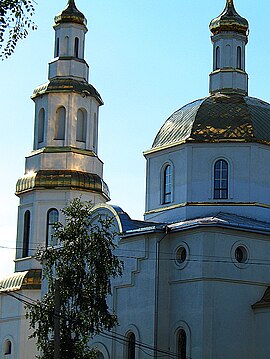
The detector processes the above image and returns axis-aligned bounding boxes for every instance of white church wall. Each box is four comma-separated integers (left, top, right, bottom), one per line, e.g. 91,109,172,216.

253,308,270,358
145,142,270,223
0,289,40,359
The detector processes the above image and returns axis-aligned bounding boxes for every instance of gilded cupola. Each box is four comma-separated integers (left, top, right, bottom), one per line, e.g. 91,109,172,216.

54,0,86,27
209,0,249,36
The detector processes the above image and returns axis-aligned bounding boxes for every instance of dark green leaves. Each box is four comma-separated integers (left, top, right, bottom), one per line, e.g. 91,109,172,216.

26,198,123,359
0,0,37,59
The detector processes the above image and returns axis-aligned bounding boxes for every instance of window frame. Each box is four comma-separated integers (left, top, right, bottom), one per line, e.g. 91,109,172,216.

54,106,66,140
237,46,242,70
22,210,31,258
76,108,87,143
161,163,173,205
213,159,229,200
46,208,59,247
74,37,79,58
126,332,135,359
177,329,187,359
38,108,45,144
215,46,221,70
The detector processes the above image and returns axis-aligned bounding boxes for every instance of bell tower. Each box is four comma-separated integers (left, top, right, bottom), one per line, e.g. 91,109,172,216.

209,0,249,95
15,0,109,272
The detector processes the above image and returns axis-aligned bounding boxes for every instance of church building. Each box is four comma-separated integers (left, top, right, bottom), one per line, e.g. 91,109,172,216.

91,0,270,358
1,0,270,358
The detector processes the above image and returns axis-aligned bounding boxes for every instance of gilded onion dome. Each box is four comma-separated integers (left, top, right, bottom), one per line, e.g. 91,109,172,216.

209,0,248,36
54,0,86,26
151,94,270,150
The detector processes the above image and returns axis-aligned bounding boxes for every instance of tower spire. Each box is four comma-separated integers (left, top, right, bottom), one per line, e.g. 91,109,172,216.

209,0,249,96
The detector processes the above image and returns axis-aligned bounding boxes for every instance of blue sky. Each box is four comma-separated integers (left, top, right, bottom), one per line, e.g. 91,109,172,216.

0,0,269,276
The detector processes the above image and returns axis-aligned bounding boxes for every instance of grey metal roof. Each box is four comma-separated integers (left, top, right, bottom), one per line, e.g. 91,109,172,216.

122,212,270,237
32,78,103,105
110,205,163,233
152,94,270,150
168,212,270,234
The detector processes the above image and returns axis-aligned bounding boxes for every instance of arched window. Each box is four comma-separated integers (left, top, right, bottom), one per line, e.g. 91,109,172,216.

215,46,220,70
38,108,45,143
46,209,59,247
214,159,228,199
76,109,87,142
55,106,66,140
163,164,172,204
55,37,60,57
64,36,69,56
225,44,231,67
23,210,30,258
127,332,135,359
177,329,187,359
93,112,97,150
237,46,242,69
74,37,79,58
97,352,105,359
4,339,12,355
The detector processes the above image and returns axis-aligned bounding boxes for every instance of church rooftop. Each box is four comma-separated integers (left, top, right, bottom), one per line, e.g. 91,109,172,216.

149,94,270,152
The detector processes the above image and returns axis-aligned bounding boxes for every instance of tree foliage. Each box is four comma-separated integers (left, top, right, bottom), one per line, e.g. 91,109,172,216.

0,0,37,59
26,198,123,359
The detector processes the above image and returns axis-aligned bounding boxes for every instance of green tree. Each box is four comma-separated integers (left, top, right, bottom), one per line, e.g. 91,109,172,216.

0,0,37,59
27,198,123,359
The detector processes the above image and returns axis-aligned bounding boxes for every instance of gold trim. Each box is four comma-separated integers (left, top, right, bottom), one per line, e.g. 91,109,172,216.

16,170,110,200
0,269,41,293
144,201,270,216
144,139,270,157
211,68,247,75
29,146,97,158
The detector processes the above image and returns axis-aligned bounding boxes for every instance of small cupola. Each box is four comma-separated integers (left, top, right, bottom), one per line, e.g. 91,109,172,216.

209,0,249,96
54,0,86,27
209,0,249,36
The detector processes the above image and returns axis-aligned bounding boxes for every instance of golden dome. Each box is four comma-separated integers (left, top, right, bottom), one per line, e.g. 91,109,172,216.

54,0,86,27
151,94,270,150
209,0,248,36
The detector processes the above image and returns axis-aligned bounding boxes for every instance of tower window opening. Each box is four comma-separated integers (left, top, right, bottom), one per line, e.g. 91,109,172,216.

46,209,59,247
55,106,66,140
64,36,69,56
127,332,135,359
215,46,220,70
214,159,228,199
76,109,87,142
177,329,187,359
74,37,79,58
163,164,172,204
4,340,12,355
93,112,97,150
38,108,45,143
23,210,31,258
225,44,231,67
55,37,60,57
237,46,242,69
